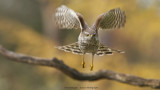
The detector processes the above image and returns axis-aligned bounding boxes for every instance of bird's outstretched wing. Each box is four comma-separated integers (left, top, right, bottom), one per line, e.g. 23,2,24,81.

56,42,83,55
96,43,124,56
93,8,126,30
55,5,86,30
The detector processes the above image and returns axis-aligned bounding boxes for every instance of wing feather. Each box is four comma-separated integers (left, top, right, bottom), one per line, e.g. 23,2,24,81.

55,5,82,29
93,8,126,30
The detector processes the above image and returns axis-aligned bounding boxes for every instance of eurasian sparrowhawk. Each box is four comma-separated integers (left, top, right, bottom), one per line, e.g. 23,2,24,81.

55,5,126,71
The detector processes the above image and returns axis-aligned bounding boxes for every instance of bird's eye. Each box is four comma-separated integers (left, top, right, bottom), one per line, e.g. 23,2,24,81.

86,34,89,37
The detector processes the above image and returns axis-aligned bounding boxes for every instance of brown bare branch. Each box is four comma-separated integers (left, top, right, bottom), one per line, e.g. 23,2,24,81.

0,45,160,89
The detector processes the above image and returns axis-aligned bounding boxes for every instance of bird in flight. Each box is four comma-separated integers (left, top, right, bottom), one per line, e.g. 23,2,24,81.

55,5,126,71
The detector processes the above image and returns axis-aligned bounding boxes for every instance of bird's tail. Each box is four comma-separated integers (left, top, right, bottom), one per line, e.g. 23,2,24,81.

96,43,125,56
56,42,124,56
56,42,83,55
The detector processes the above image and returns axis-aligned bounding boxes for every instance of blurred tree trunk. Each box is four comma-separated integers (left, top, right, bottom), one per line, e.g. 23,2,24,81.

37,0,59,41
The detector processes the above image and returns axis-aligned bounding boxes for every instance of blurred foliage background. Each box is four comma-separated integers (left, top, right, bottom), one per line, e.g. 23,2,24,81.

0,0,160,90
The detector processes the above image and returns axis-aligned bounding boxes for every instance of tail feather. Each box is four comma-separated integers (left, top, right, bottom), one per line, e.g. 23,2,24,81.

96,43,124,56
56,42,124,56
56,42,83,55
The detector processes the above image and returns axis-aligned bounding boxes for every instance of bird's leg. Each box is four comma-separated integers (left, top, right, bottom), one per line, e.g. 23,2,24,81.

82,54,85,68
90,54,94,71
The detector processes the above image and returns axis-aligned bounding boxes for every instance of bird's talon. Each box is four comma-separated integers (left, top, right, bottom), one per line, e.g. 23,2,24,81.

82,62,85,68
90,65,93,71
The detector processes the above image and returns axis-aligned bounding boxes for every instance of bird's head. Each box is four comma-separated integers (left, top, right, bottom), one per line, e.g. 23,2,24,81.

79,27,98,42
